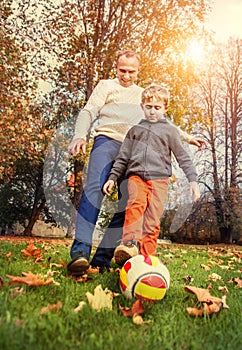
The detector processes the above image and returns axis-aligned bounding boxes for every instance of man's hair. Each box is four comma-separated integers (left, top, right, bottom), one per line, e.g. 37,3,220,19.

116,50,140,64
141,84,170,109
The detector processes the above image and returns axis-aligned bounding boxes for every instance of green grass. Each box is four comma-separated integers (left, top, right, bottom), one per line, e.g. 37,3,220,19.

0,237,241,350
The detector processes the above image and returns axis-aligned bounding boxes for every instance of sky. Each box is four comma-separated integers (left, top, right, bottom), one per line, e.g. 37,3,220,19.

206,0,242,42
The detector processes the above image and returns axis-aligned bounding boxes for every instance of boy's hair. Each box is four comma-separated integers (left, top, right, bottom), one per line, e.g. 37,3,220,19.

141,84,170,109
116,50,140,64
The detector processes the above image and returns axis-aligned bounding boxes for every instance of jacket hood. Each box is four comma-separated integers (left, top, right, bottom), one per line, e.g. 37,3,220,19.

139,118,168,125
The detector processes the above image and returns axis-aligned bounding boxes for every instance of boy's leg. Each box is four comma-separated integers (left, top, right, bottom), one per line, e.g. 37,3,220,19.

139,178,168,256
113,176,147,265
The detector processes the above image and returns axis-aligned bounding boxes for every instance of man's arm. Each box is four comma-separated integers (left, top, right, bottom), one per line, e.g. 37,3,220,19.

167,120,206,150
69,80,109,155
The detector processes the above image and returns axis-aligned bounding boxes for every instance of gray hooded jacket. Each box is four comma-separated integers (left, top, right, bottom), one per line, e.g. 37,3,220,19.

108,118,197,183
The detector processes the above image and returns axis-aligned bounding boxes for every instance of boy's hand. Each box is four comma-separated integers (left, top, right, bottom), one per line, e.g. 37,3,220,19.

103,180,115,196
190,181,200,202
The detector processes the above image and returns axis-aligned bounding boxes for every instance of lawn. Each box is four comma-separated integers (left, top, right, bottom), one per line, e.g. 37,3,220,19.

0,236,241,350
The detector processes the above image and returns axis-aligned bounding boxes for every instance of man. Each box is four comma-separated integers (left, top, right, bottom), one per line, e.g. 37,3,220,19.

67,50,205,275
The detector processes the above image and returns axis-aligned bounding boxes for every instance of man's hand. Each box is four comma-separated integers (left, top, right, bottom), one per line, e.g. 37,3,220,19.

189,137,206,151
68,138,86,156
190,181,200,203
103,180,115,196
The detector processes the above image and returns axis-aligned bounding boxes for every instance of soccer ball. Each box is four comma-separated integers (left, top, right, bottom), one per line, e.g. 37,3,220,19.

119,254,170,302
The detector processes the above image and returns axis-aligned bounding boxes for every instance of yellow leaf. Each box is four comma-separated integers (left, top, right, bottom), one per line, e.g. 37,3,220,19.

132,314,144,326
74,301,86,313
86,284,113,311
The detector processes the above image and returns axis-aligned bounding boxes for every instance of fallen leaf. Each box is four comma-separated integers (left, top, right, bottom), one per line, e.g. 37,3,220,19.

218,286,229,295
184,285,229,317
200,264,211,271
132,314,145,325
186,307,205,317
86,266,100,274
228,277,242,288
21,244,42,259
208,273,222,282
5,251,13,258
118,304,132,317
75,274,93,283
10,287,25,298
184,286,222,304
131,299,145,316
6,271,55,286
74,301,86,313
40,301,62,314
86,284,113,311
15,319,23,327
119,299,145,318
182,275,194,284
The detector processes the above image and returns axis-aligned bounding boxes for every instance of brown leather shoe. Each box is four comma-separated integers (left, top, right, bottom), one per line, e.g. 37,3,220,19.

67,255,89,276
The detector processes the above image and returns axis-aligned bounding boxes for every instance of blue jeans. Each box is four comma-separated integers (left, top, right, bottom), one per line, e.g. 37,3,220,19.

71,135,128,267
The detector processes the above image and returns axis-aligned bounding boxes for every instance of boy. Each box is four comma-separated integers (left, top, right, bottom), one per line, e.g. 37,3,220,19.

103,84,200,265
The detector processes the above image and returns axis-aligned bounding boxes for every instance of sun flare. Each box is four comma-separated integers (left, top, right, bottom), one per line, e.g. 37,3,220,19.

186,41,205,62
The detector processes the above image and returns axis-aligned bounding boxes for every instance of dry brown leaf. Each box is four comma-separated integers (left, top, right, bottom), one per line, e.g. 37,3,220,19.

208,273,222,282
182,275,194,284
184,286,222,304
60,259,67,267
21,244,42,259
118,304,132,317
119,299,145,318
186,307,205,317
218,286,229,295
228,277,242,288
200,264,211,271
86,266,100,274
131,299,145,316
6,271,54,286
9,287,25,298
40,301,62,314
86,284,113,311
184,285,229,317
5,251,13,258
75,274,93,283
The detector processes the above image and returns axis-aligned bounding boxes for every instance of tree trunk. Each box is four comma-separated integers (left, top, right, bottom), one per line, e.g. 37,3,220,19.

23,169,45,236
24,198,46,235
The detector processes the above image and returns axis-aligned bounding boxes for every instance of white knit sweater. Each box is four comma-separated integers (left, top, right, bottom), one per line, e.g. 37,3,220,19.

73,78,192,143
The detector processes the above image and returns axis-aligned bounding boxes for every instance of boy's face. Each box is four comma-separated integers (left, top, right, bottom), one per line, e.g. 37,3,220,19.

141,100,167,123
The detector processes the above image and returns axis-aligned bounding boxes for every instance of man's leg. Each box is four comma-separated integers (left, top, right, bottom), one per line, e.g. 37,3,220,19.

90,177,129,269
68,136,121,275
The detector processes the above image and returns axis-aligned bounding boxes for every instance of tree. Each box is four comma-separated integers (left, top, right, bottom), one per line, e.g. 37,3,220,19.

1,0,212,235
195,38,242,243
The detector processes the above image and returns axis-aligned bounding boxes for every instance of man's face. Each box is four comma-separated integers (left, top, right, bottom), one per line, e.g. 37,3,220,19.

141,101,167,123
115,55,140,87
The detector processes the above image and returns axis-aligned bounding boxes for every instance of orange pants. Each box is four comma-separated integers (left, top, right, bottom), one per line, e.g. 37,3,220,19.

123,175,168,256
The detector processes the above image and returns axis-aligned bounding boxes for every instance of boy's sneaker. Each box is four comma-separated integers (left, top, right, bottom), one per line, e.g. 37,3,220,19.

114,240,139,266
67,252,89,276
